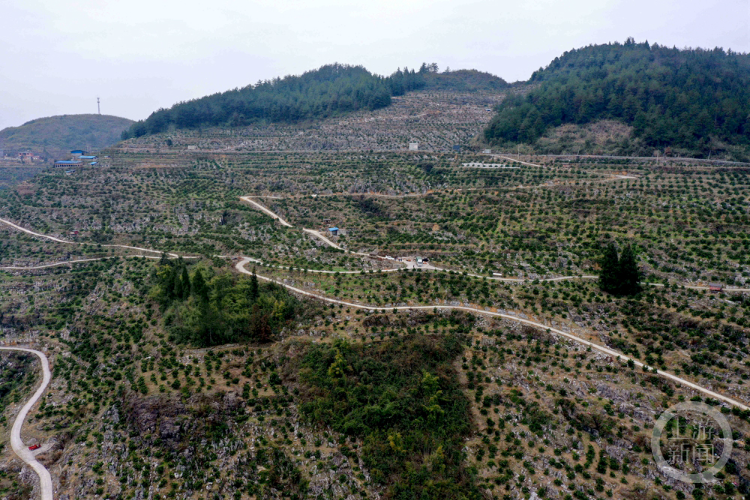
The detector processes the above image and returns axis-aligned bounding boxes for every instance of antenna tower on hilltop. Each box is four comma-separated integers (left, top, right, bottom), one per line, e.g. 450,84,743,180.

97,97,101,115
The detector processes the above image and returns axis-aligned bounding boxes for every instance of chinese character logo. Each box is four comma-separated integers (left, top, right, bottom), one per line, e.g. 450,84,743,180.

652,402,733,484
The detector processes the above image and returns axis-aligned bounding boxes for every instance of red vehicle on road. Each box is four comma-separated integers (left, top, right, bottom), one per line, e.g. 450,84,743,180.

28,444,40,451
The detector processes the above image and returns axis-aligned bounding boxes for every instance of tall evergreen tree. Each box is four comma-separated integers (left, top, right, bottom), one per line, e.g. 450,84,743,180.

618,244,641,295
172,258,186,299
599,242,620,294
180,266,191,300
172,266,184,300
249,267,259,302
192,268,209,303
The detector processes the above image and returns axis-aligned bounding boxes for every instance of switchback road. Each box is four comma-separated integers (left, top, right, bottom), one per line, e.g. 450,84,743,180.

0,347,54,500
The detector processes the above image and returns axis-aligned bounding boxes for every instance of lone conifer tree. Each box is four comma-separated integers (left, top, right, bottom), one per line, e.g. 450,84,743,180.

618,244,641,295
171,266,183,300
250,267,259,302
599,242,620,293
180,266,191,299
192,268,209,302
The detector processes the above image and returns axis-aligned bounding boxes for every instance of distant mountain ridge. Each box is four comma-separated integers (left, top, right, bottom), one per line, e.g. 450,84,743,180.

484,39,750,160
0,114,133,158
122,63,508,139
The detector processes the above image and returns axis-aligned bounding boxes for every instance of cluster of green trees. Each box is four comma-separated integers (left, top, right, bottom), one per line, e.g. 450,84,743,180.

297,334,480,499
599,242,641,296
386,66,429,96
152,258,297,346
485,39,750,157
390,64,508,93
421,68,508,92
124,64,393,138
123,63,508,138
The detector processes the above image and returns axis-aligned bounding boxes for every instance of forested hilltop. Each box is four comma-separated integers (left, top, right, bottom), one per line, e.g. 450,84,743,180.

484,39,750,160
421,66,509,91
122,63,507,139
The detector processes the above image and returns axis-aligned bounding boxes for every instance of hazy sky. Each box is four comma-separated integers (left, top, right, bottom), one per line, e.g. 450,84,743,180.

2,0,749,130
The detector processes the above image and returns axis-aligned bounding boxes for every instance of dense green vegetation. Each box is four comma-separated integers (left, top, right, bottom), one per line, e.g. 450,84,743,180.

297,333,480,499
485,39,750,159
0,114,133,157
124,64,395,138
422,68,508,92
598,242,642,296
153,258,298,346
387,63,508,95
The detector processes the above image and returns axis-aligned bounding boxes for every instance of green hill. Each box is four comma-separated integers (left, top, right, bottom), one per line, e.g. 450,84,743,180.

0,114,133,158
424,68,508,91
123,63,508,139
484,39,750,160
123,64,396,139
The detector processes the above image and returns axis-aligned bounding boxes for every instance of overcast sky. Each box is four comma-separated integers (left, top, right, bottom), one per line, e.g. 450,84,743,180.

2,0,748,130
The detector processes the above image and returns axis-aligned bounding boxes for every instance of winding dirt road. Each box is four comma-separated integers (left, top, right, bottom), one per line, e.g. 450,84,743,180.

0,347,54,500
237,197,750,292
496,155,545,168
0,255,187,272
239,197,292,227
0,217,188,259
1,217,748,414
240,196,373,256
0,258,106,270
302,229,346,251
236,257,749,411
0,218,71,244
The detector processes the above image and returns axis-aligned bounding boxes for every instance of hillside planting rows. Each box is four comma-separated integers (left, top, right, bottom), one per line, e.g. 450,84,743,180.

1,46,750,500
0,144,749,499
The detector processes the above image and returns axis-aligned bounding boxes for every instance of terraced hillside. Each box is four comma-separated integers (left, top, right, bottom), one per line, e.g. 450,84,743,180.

115,91,506,153
0,149,749,500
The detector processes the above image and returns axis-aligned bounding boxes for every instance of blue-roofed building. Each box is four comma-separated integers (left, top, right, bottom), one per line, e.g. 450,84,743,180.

54,160,82,167
79,155,97,160
89,161,98,165
328,227,339,236
71,150,85,156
